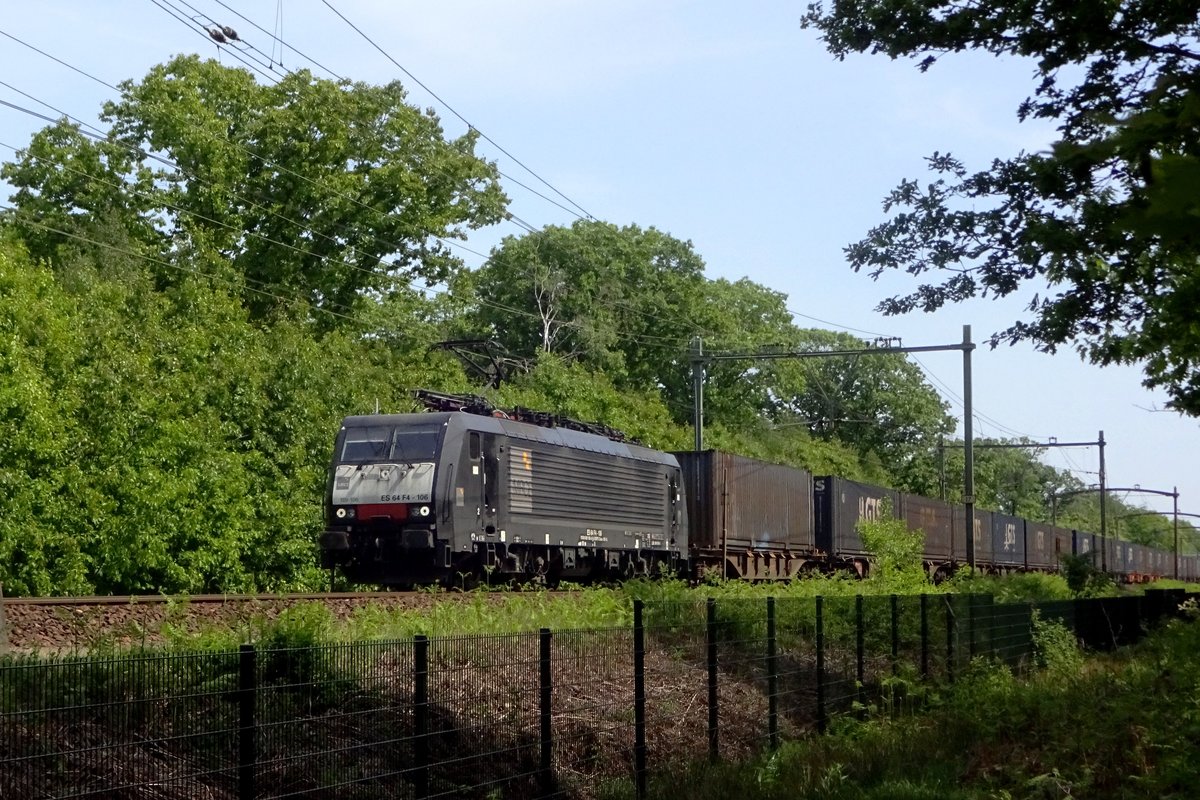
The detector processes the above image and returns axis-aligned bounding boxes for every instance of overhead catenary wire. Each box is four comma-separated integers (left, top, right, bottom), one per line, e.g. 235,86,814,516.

0,74,492,263
317,0,596,223
6,15,940,359
0,103,696,353
4,15,554,257
149,0,283,86
1,202,365,326
0,89,623,348
1,18,887,351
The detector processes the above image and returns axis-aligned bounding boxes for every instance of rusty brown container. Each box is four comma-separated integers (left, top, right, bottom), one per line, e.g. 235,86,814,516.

1024,520,1073,570
970,508,994,567
899,493,956,563
674,450,816,568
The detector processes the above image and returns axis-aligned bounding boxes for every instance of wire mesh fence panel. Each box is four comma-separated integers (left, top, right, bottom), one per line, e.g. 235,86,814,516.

705,598,778,759
944,593,978,675
0,649,241,799
549,627,634,800
422,632,544,800
255,639,417,800
5,592,1180,800
986,602,1035,672
1034,600,1077,639
771,597,819,736
819,595,863,726
640,600,715,770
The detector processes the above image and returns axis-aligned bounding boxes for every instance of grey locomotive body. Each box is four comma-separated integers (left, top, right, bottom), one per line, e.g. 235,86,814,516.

319,412,687,587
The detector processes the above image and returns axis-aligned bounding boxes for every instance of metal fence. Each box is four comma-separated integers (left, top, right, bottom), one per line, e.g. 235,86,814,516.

0,589,1190,800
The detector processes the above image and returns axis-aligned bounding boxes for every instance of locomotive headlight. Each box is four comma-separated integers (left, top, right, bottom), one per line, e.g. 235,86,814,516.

336,507,347,519
418,505,431,517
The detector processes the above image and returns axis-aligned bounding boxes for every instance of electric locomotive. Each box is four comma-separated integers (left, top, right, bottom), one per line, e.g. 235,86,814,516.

319,408,688,587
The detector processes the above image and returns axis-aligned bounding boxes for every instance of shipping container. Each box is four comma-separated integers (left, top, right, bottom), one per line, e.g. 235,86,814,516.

675,450,816,579
813,476,900,567
1023,520,1070,571
1104,536,1121,576
1129,542,1146,577
899,493,956,564
1074,530,1099,564
991,512,1025,568
970,508,994,567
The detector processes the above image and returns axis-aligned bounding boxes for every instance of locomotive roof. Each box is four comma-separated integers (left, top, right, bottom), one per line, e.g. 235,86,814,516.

340,412,680,467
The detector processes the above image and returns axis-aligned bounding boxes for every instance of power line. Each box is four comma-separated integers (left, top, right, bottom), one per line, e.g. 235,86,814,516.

208,0,339,78
0,28,120,92
2,19,899,359
2,203,363,325
149,0,283,86
0,74,491,264
317,0,595,222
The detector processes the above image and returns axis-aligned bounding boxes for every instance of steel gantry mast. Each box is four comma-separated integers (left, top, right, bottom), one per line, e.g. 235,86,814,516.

689,325,979,568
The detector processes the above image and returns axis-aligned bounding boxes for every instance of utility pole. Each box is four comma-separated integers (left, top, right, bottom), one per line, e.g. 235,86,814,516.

689,325,977,568
690,336,704,452
1055,485,1178,575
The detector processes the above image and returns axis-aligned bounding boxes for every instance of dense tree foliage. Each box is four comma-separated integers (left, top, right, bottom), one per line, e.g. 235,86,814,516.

762,329,954,492
802,1,1200,413
0,56,1118,595
2,55,507,322
0,236,440,595
470,221,952,488
938,437,1082,520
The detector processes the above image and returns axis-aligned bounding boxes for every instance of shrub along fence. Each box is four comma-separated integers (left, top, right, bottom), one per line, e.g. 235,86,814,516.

0,589,1190,800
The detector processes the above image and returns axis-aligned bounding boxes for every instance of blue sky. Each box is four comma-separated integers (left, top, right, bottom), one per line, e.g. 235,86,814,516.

3,0,1198,523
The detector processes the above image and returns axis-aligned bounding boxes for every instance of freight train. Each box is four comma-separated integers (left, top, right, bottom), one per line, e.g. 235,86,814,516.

318,394,1194,587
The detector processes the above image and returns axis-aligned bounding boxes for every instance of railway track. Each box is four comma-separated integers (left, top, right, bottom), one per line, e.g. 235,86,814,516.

0,589,545,652
0,591,437,606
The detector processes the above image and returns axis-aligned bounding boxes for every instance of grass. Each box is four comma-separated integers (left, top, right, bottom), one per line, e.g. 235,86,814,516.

26,569,1200,654
598,605,1200,800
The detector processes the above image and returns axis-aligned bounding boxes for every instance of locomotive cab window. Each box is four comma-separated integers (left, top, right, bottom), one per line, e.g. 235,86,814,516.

339,426,392,463
339,424,440,464
391,426,440,464
469,431,481,460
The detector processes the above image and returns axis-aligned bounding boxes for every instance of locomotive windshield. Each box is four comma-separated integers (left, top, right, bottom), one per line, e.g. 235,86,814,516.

339,424,440,464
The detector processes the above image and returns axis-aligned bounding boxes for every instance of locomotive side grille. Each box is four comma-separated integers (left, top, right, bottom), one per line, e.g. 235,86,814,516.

508,443,667,527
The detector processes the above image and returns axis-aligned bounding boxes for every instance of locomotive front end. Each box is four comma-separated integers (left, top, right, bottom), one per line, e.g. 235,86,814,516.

319,417,449,586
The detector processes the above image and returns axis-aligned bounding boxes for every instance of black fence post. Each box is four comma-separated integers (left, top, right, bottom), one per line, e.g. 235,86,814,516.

920,593,929,679
945,594,955,683
816,596,826,734
968,595,977,660
855,594,865,715
890,594,899,676
238,644,257,800
414,635,429,800
766,596,778,751
706,597,719,762
539,628,554,797
634,600,647,800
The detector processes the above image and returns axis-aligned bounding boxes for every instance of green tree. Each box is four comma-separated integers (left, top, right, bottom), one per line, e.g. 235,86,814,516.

494,353,692,451
939,437,1081,520
0,231,461,595
802,1,1200,413
470,219,709,392
763,329,954,492
2,55,507,322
